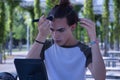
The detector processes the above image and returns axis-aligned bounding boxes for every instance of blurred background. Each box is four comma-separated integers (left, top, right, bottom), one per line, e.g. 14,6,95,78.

0,0,120,80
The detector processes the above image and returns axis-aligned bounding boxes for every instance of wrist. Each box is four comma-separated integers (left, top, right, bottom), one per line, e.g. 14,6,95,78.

35,40,45,44
36,33,46,42
89,39,99,46
90,36,97,41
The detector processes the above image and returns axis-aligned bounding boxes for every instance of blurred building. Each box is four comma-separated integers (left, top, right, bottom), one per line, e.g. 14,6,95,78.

71,0,114,22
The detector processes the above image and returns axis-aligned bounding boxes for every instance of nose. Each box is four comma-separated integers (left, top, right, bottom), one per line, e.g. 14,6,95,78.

52,31,59,39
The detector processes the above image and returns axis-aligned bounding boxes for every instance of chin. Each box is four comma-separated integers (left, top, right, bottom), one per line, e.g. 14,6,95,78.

55,41,64,46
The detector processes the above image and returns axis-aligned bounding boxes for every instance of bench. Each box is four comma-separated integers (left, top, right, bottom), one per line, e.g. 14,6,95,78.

103,57,120,67
106,67,120,72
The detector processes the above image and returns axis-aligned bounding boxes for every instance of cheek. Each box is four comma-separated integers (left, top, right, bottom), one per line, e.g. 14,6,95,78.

61,32,70,40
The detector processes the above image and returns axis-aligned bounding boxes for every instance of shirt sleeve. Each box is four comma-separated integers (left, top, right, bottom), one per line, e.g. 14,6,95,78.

84,47,92,67
78,42,92,67
40,39,54,60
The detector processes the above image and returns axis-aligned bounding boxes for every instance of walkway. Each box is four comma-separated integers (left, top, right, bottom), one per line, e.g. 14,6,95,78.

0,51,27,73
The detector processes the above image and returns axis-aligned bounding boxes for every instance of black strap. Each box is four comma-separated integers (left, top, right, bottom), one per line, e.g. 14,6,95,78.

40,39,54,60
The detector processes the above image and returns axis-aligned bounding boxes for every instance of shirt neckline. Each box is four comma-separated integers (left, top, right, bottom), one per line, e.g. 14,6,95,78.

59,41,80,48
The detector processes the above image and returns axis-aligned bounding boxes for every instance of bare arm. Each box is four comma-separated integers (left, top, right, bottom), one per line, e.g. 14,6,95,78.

80,18,106,80
88,43,106,80
26,34,46,59
26,15,50,59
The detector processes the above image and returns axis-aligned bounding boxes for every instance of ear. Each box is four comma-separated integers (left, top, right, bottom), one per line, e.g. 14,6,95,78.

70,23,76,31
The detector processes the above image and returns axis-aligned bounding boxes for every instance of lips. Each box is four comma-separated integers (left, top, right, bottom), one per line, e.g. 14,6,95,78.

54,39,61,43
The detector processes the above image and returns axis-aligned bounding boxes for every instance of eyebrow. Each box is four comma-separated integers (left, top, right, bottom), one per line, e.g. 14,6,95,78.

50,27,65,32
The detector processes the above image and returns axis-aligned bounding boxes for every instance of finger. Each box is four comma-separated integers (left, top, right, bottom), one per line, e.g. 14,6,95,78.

80,21,92,29
80,18,94,26
38,15,46,25
80,24,90,30
41,20,50,28
80,19,95,29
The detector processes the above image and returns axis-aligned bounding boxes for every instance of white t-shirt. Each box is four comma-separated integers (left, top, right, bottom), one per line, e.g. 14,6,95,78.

41,40,92,80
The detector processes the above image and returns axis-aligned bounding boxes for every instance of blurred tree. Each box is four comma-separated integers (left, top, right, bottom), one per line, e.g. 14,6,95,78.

27,7,34,44
83,0,95,43
19,2,34,44
83,0,94,21
113,0,120,50
109,22,114,50
26,7,34,44
33,0,41,41
6,0,21,55
73,4,83,41
46,0,59,14
12,7,26,50
102,0,109,55
95,14,102,37
0,1,5,63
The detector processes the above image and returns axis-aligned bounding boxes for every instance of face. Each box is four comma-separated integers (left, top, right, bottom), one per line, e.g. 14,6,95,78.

50,18,74,46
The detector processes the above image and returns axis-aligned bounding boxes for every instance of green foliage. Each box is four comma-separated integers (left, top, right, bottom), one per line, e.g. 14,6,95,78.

95,14,102,38
13,25,26,40
34,0,41,19
12,7,26,40
20,5,34,44
0,0,119,50
73,4,83,13
102,0,109,38
73,4,83,41
102,0,109,24
113,0,120,37
102,0,109,40
0,1,5,43
83,0,95,21
83,0,95,42
46,0,59,14
32,0,42,40
5,0,22,31
102,0,110,55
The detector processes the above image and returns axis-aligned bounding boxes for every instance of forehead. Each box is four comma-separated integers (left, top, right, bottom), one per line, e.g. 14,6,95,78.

51,18,68,29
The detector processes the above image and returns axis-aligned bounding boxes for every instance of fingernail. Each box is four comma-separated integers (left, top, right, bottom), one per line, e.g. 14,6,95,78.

41,15,45,17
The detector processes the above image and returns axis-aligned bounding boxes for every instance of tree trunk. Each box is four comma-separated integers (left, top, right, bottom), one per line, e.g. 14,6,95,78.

8,31,13,55
83,0,94,43
104,34,109,56
110,23,114,50
19,40,22,51
0,44,2,64
33,0,41,40
113,0,120,51
0,53,2,64
102,0,109,56
0,0,5,64
114,38,119,51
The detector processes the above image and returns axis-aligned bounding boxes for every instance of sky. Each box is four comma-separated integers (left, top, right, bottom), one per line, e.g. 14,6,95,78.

23,0,104,5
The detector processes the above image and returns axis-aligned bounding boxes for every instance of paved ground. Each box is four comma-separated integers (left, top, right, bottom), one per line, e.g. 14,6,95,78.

0,50,120,80
0,51,27,73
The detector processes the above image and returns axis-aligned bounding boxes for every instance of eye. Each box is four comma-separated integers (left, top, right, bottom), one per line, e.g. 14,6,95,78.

57,28,65,32
50,28,54,32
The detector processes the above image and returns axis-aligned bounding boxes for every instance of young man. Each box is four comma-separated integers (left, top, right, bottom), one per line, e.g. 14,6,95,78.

27,0,106,80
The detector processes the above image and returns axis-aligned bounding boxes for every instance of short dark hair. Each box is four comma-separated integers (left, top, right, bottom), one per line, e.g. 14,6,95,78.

48,0,79,26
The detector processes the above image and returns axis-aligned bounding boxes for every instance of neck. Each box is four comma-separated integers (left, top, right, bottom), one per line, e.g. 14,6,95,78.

64,36,78,46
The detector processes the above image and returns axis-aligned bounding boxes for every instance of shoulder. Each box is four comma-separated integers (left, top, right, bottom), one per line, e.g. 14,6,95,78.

40,39,54,60
77,42,91,53
77,42,92,67
43,39,54,49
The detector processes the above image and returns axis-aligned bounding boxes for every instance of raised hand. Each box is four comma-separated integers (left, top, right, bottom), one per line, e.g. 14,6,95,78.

79,18,97,41
38,15,51,38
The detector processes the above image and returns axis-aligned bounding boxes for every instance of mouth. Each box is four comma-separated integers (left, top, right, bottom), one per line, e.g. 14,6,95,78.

54,39,61,43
